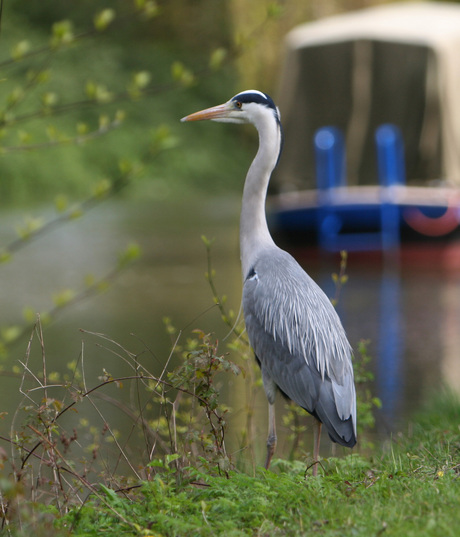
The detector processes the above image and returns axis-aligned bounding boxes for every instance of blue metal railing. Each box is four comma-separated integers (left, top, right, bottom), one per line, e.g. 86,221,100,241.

314,124,405,252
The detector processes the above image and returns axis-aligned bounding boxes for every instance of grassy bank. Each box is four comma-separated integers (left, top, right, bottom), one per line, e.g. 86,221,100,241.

4,392,459,536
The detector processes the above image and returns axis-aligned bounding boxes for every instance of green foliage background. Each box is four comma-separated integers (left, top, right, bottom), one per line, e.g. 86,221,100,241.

0,0,255,205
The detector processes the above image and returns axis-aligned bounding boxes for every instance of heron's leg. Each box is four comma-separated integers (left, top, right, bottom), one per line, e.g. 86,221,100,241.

261,366,277,470
265,401,277,469
312,418,322,476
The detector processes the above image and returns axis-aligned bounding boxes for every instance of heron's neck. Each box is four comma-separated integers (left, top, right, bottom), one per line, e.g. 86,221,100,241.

240,116,281,278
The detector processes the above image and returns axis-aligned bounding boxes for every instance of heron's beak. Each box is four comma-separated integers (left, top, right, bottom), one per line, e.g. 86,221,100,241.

181,103,229,122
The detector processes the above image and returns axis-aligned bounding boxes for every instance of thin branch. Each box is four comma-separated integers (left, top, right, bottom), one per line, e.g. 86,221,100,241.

1,160,135,260
0,6,150,71
1,117,122,153
331,250,348,307
204,239,246,340
3,261,134,354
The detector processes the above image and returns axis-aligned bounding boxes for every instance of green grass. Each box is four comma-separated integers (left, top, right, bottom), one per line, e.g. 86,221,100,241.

9,392,456,537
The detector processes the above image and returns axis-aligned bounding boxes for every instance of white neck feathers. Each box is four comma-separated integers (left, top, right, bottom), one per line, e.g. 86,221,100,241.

240,111,281,278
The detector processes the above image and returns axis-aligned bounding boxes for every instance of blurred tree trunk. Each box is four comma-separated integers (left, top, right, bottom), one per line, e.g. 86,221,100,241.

157,0,232,49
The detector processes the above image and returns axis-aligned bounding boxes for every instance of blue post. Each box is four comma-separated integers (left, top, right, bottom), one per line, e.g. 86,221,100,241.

375,124,405,187
375,124,405,250
314,127,346,191
314,127,346,250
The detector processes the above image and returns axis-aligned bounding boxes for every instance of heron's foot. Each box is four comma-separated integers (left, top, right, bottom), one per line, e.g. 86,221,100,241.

264,434,277,470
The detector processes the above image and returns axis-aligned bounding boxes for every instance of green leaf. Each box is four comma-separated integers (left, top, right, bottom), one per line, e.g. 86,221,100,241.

11,40,31,61
171,62,195,87
0,250,11,264
1,326,21,343
76,122,89,135
17,130,31,144
54,194,68,213
148,459,164,468
35,70,51,84
94,9,116,31
68,207,83,219
209,48,227,70
51,20,74,48
267,2,284,18
16,217,44,239
98,115,110,129
86,81,112,103
133,70,151,89
84,274,95,288
53,289,76,307
137,0,160,18
151,125,178,153
201,235,215,248
92,179,112,198
7,87,24,106
46,124,59,141
99,484,120,505
22,307,36,323
118,243,142,268
114,110,126,124
165,453,180,465
41,92,58,108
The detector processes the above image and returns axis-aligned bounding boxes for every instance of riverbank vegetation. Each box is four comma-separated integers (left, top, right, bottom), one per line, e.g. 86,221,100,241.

65,399,460,537
0,314,458,535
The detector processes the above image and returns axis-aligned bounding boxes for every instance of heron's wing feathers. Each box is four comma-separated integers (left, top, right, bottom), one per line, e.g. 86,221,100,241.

243,248,356,445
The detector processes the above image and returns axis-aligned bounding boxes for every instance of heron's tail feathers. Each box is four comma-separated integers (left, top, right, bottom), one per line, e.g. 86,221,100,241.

311,382,357,448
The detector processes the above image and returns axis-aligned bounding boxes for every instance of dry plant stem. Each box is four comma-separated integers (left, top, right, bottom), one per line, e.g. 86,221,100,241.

37,319,66,503
85,397,141,480
17,370,226,472
205,242,246,340
331,250,348,307
133,356,153,460
156,329,182,391
27,424,69,503
80,340,88,393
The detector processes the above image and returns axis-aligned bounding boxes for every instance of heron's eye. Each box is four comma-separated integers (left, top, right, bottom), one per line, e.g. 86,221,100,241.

235,101,242,109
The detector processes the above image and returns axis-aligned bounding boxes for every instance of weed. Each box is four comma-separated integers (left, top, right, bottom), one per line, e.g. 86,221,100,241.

0,314,241,533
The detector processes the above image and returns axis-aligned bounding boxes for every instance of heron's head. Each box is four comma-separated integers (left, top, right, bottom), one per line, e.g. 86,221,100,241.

181,90,281,127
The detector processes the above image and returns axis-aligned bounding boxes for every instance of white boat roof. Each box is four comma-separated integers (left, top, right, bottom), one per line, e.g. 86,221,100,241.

287,2,460,50
276,2,460,189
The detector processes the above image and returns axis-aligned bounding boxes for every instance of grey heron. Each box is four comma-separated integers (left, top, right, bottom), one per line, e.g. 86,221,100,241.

182,90,357,475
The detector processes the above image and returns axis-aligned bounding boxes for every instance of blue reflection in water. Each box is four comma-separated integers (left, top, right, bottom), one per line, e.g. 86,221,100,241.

318,257,404,429
377,263,404,424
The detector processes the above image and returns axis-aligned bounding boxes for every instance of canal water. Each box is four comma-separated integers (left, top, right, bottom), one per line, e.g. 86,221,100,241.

1,196,459,467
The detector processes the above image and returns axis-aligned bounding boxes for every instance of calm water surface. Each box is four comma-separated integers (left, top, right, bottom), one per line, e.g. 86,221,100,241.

1,196,459,464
